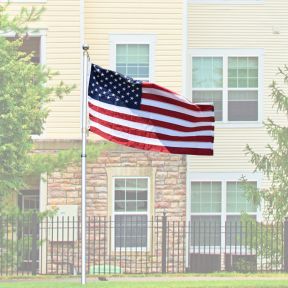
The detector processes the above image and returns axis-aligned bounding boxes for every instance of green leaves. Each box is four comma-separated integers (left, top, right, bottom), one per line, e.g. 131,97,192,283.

246,66,288,222
0,4,75,208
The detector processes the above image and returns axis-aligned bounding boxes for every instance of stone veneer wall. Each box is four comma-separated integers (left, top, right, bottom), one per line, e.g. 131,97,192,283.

44,146,187,274
47,146,187,219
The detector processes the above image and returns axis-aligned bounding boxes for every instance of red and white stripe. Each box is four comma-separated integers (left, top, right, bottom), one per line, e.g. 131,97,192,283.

88,82,215,155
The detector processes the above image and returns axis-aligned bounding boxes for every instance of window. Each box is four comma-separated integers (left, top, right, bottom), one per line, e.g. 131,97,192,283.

191,50,263,123
116,44,149,81
189,173,260,251
110,34,156,82
6,36,42,64
113,177,149,249
226,181,257,213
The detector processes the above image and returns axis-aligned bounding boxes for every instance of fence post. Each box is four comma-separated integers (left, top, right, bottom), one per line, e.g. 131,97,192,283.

31,212,38,275
162,212,167,273
284,217,288,272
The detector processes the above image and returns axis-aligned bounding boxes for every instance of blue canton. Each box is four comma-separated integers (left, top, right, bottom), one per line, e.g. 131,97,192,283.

88,64,142,110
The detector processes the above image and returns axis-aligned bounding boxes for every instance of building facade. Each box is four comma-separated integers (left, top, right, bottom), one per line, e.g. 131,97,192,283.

4,0,287,273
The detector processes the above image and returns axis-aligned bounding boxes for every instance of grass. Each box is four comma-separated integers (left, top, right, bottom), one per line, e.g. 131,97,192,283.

0,276,288,288
1,280,288,288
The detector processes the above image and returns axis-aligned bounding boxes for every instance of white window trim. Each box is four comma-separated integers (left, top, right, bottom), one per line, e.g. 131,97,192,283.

112,176,151,252
187,172,262,253
109,34,156,82
189,0,264,4
189,48,264,128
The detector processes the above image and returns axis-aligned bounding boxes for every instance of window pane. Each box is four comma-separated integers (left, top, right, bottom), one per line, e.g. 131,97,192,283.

137,190,147,201
227,181,257,213
191,182,221,213
116,44,149,80
115,215,148,248
126,190,137,200
192,91,223,121
6,36,41,64
114,177,148,212
228,91,258,121
126,201,137,211
226,215,256,246
115,190,125,200
115,179,125,189
228,57,258,88
126,179,137,188
192,57,223,88
115,201,125,211
190,215,221,246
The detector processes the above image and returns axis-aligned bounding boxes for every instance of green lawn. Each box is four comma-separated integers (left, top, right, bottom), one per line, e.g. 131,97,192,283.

1,280,288,288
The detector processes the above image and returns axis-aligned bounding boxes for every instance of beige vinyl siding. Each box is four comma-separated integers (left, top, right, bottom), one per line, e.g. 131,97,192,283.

85,0,183,93
5,0,81,139
187,0,288,172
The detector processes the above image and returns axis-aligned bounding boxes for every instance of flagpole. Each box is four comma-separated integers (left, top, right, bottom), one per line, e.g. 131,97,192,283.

81,44,89,285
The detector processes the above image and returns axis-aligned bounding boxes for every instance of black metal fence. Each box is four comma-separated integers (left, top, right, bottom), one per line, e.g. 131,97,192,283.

0,214,288,275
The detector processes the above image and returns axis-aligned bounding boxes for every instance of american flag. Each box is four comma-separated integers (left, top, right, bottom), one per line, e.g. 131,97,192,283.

88,64,215,155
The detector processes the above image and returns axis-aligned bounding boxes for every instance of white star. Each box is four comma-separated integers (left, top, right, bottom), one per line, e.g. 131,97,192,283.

134,101,138,104
125,100,129,103
90,91,93,94
92,83,95,87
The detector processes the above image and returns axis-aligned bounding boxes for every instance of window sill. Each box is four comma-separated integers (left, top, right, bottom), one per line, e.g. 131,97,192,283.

189,0,264,4
215,122,263,129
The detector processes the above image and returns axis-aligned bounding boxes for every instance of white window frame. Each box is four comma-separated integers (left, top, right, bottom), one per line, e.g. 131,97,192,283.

189,49,264,128
112,176,151,252
187,172,262,254
109,34,156,82
189,0,264,4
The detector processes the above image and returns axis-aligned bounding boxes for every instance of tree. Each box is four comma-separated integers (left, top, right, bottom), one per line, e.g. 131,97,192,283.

246,66,288,222
0,4,112,213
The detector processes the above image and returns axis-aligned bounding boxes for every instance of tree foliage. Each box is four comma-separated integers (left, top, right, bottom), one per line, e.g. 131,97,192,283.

0,5,113,212
246,66,288,221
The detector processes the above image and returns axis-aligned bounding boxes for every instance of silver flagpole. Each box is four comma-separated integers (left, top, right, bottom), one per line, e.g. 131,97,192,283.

81,44,89,285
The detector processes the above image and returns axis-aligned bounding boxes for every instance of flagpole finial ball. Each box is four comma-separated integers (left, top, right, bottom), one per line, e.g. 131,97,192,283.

82,44,89,51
